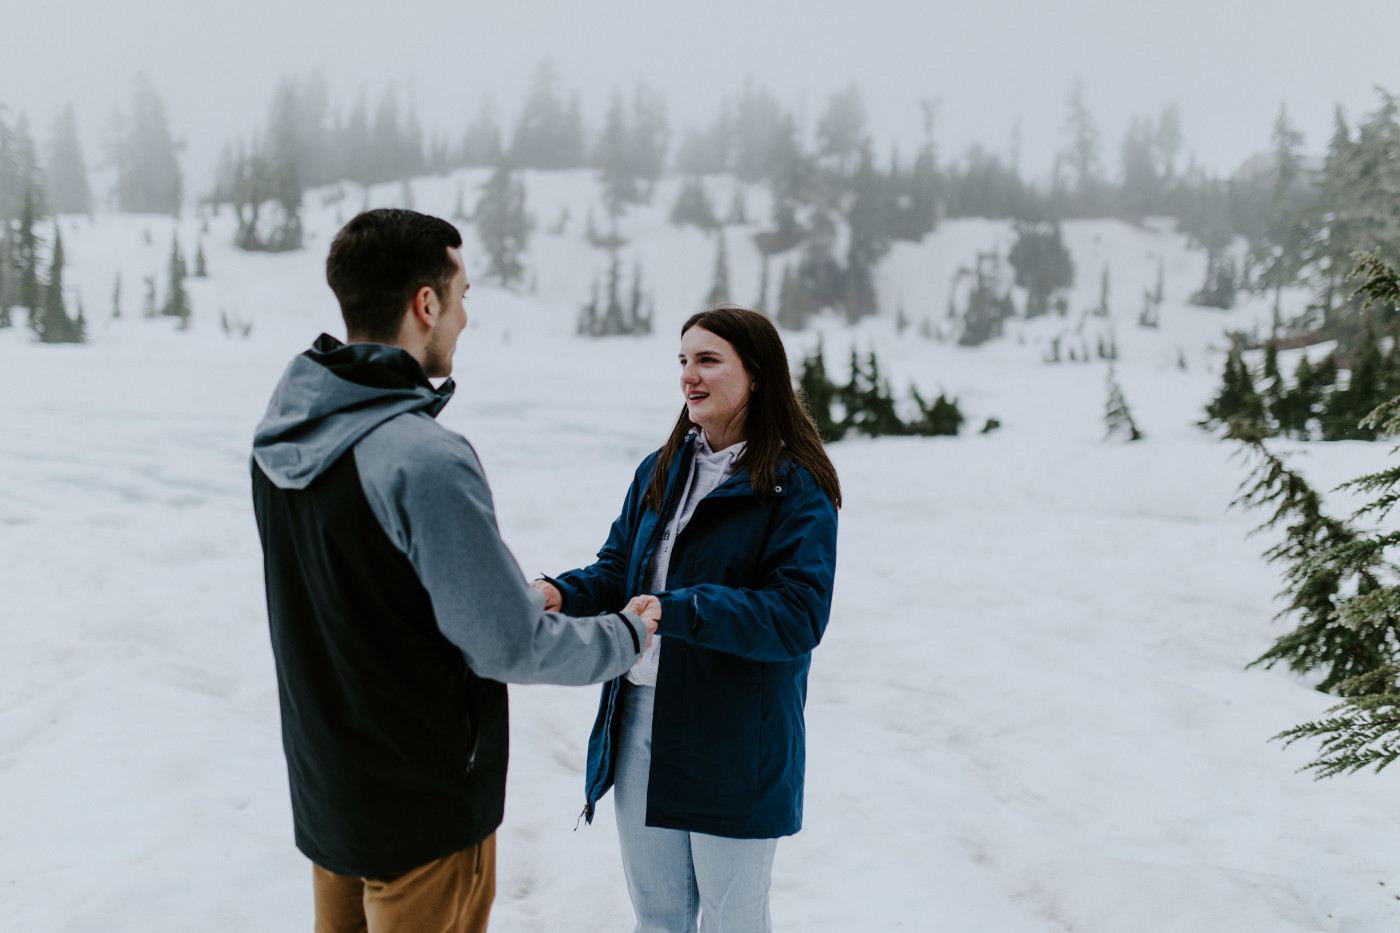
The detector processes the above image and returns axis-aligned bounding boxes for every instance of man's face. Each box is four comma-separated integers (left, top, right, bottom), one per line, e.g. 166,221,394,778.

422,247,469,378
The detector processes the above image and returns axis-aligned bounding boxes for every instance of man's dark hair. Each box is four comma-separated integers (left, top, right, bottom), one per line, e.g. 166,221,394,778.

326,209,463,342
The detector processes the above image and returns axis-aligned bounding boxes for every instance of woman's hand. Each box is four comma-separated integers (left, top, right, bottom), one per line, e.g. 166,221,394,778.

531,579,563,612
624,595,661,652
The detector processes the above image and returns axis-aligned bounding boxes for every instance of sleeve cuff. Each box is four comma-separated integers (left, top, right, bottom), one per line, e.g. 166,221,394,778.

656,589,693,640
539,573,571,614
618,610,646,655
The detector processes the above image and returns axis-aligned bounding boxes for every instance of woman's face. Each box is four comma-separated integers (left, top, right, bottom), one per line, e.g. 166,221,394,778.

679,325,753,448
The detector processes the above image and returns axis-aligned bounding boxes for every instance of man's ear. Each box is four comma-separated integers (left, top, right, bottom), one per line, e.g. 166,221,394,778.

410,285,436,327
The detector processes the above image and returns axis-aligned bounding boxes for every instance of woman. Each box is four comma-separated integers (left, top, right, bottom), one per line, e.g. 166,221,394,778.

532,305,841,932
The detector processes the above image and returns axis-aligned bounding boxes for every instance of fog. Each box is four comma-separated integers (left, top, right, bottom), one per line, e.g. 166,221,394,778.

3,0,1398,197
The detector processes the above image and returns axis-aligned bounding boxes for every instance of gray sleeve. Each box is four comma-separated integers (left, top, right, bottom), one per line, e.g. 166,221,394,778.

354,416,645,685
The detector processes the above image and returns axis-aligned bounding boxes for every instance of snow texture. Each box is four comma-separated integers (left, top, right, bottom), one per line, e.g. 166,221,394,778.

2,171,1399,932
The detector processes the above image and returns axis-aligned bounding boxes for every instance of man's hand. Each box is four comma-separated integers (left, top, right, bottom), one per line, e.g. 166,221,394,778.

531,579,563,612
623,594,661,653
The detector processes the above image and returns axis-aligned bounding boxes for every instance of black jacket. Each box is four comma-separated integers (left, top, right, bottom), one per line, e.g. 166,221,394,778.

251,335,645,878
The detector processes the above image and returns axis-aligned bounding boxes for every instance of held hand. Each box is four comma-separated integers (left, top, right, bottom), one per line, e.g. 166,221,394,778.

623,595,661,653
531,579,563,612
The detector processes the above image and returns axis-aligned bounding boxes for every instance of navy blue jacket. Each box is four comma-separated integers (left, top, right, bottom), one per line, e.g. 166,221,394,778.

553,436,838,839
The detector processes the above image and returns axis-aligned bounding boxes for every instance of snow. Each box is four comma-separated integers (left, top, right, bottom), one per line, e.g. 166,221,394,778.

3,170,1400,932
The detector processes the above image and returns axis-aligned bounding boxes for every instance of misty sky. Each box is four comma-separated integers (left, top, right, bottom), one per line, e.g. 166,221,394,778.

4,0,1398,194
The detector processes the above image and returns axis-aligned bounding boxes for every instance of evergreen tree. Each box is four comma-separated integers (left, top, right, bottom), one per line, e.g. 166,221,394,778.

705,232,730,307
0,233,10,328
459,100,503,167
843,145,895,322
596,92,641,217
1094,265,1111,317
162,234,191,324
1119,116,1162,219
16,185,41,318
1104,366,1144,441
511,61,586,169
34,226,70,341
1254,104,1309,327
1059,81,1104,212
627,259,652,335
761,254,772,316
754,256,770,315
1231,425,1392,695
45,104,91,216
1275,666,1400,777
1297,93,1400,345
194,240,208,278
796,338,844,442
775,263,810,331
475,163,533,287
957,251,1016,346
1202,342,1266,429
908,386,964,436
577,253,651,336
1139,260,1164,328
0,112,46,222
628,84,669,192
816,85,867,174
842,348,904,437
1007,221,1074,318
726,188,748,225
112,76,183,215
669,177,719,230
111,271,122,319
1321,313,1383,440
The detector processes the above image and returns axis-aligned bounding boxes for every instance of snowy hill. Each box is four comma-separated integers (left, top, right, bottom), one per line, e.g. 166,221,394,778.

3,170,1398,932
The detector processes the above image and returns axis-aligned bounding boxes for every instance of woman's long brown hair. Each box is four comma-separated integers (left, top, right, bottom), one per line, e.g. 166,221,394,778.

642,305,843,513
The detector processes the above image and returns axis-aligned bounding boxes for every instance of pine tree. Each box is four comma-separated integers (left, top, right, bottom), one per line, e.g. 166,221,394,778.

1252,256,1400,778
796,338,843,442
754,256,770,315
162,235,190,324
1231,423,1393,695
1321,313,1384,440
597,92,641,218
111,272,122,319
1104,366,1143,441
775,263,808,331
35,226,79,342
1275,665,1400,777
112,76,183,215
1094,265,1110,317
842,348,904,437
0,233,10,328
669,177,719,231
194,240,208,277
475,163,533,287
909,386,964,436
1259,338,1284,425
576,277,600,336
17,185,40,318
459,100,502,167
726,187,748,225
627,259,652,334
1202,342,1265,429
45,104,91,216
705,232,730,308
1007,221,1074,318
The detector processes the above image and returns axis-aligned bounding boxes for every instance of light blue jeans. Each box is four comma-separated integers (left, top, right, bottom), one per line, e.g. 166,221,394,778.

613,681,778,933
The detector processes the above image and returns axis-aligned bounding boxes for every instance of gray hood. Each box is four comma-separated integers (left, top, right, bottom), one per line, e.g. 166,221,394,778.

252,334,454,490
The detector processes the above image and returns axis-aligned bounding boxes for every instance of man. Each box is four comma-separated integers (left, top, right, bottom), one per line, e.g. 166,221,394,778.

251,209,656,933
